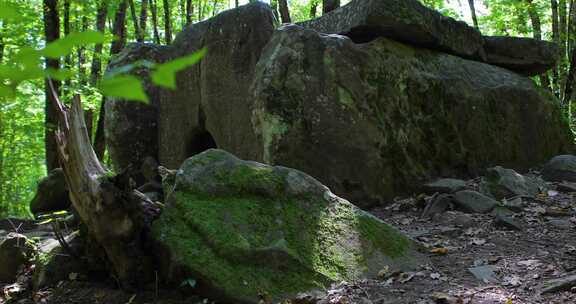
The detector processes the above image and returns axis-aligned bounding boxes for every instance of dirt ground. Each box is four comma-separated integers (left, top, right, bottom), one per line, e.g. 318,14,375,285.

1,180,575,304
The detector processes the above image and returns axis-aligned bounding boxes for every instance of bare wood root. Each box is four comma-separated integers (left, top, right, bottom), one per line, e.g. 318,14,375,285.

49,82,156,287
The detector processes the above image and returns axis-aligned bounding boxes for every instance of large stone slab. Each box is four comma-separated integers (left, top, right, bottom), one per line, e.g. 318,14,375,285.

251,25,572,207
298,0,485,59
105,2,275,171
152,149,423,303
484,36,560,76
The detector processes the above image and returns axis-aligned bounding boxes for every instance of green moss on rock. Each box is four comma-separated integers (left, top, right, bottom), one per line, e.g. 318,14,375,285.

152,149,423,303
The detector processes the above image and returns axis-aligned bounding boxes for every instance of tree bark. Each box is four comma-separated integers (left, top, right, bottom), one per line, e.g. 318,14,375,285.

553,0,561,94
468,0,479,30
128,0,143,42
527,0,551,90
186,0,193,24
49,86,157,287
180,0,186,27
140,0,148,41
278,0,291,23
163,0,172,44
323,0,340,14
90,0,108,87
43,0,61,173
63,0,72,96
150,0,161,44
94,0,128,161
310,0,319,19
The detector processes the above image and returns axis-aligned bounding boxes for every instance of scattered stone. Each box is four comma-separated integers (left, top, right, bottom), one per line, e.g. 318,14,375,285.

557,182,576,193
548,218,573,230
480,166,544,199
468,265,499,283
33,232,86,289
483,36,560,76
152,149,424,303
540,273,576,294
0,233,32,283
423,179,467,194
542,155,576,182
492,206,522,231
29,168,71,216
453,190,498,214
298,0,485,58
502,197,525,212
422,194,453,218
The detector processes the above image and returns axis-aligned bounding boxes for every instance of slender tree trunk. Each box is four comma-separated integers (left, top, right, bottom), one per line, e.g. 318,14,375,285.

211,0,217,17
163,0,172,44
235,0,239,8
467,0,479,30
198,0,204,20
186,0,193,24
180,0,186,28
150,0,161,44
90,0,108,87
278,0,291,23
128,0,143,42
527,0,552,90
140,0,148,41
310,0,319,18
560,0,568,86
553,0,561,94
0,24,4,64
323,0,340,14
94,0,128,160
78,16,89,84
43,0,61,173
63,0,72,96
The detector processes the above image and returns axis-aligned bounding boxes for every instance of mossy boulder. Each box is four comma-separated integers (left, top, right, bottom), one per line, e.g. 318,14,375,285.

252,25,572,208
30,168,71,216
152,149,423,303
480,166,545,199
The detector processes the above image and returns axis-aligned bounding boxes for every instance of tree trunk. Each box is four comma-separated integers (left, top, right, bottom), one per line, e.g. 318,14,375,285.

0,23,4,64
235,0,239,8
186,0,193,24
43,0,61,173
180,0,186,28
323,0,340,14
90,0,108,87
150,0,161,44
278,0,291,23
128,0,143,42
553,0,561,94
49,86,157,287
63,0,72,96
468,0,479,30
94,0,128,161
140,0,148,41
527,0,551,90
310,0,319,19
163,0,172,44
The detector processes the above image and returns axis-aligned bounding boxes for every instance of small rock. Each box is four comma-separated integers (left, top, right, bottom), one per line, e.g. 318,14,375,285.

422,194,453,218
548,218,573,230
0,233,32,283
480,166,544,199
492,206,522,231
542,155,576,182
557,182,576,193
468,265,499,283
423,179,467,194
453,190,498,213
540,273,576,294
502,197,525,212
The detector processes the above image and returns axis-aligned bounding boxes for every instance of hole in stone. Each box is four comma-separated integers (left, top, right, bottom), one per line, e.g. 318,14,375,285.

187,130,217,156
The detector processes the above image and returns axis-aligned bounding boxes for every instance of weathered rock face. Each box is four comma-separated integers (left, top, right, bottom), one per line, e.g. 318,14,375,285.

105,2,275,172
157,2,275,169
252,25,572,207
104,43,166,183
29,168,71,215
298,0,558,76
298,0,485,59
152,149,423,303
483,36,560,76
33,233,85,289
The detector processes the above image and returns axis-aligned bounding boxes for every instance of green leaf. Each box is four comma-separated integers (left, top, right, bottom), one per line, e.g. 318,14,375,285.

41,31,108,59
0,2,22,21
44,68,75,81
151,48,207,89
99,75,149,103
